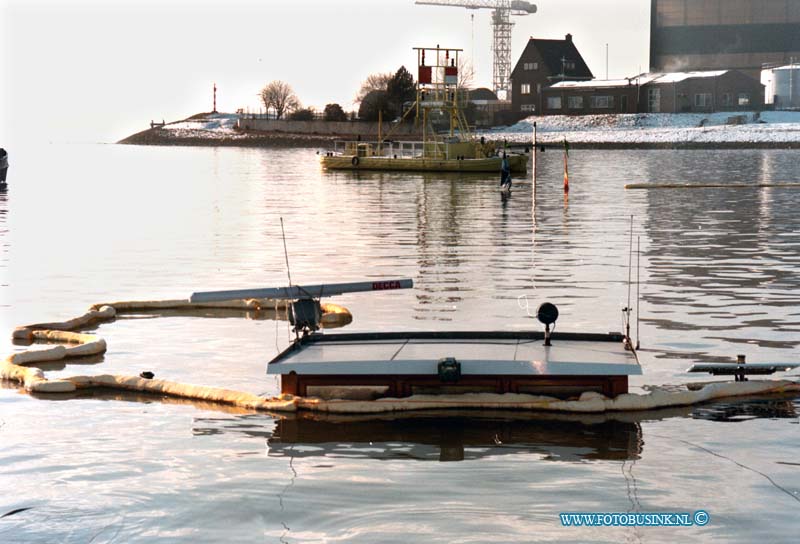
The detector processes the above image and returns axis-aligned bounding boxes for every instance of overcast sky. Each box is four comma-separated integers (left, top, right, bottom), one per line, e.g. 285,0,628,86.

1,0,650,144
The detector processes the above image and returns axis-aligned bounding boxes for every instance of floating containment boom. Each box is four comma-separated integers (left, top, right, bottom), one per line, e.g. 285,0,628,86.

625,182,800,190
688,362,799,380
190,279,413,303
689,362,799,375
688,352,799,382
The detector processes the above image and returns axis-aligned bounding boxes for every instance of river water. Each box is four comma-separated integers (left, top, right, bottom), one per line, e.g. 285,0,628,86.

0,144,798,542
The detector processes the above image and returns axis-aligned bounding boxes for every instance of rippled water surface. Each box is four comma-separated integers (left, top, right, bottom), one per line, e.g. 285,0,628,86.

1,144,799,542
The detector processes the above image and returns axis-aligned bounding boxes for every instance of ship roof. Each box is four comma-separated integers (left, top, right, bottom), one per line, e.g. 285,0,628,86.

268,331,641,377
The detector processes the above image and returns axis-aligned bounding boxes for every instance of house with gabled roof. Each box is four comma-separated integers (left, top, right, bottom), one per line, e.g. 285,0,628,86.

509,34,594,115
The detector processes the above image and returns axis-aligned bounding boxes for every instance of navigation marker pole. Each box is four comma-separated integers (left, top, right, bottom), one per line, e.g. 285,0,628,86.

563,137,570,194
532,122,537,194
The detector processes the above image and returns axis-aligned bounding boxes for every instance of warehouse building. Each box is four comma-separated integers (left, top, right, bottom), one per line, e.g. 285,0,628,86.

542,70,764,114
650,0,800,79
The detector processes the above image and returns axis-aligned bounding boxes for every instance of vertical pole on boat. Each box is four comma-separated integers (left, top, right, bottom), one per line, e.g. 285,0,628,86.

636,235,641,349
280,217,297,341
416,48,421,127
423,108,428,159
378,109,383,155
626,215,633,342
280,217,293,288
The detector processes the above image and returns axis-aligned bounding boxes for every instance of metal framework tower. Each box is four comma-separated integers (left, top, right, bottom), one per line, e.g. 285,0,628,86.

491,2,513,99
416,0,537,100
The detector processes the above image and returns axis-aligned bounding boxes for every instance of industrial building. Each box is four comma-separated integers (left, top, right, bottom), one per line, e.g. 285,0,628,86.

541,70,765,115
762,63,800,108
650,0,800,79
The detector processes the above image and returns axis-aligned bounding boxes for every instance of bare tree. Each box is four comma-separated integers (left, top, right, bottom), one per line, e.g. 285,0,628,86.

260,81,300,119
458,56,475,89
354,72,393,104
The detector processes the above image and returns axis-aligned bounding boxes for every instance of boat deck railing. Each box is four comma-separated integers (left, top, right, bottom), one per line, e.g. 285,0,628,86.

333,140,448,160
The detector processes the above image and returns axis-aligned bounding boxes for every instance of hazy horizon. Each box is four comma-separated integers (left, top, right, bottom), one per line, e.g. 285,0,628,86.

1,0,649,144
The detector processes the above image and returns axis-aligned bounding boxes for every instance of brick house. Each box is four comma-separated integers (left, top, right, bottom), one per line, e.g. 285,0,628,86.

541,70,764,115
509,34,594,115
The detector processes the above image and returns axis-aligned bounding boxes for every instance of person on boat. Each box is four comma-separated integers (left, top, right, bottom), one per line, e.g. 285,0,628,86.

500,153,511,189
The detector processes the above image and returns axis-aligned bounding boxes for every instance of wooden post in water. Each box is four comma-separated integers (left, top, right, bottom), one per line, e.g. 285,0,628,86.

532,121,538,224
532,121,537,197
563,137,570,194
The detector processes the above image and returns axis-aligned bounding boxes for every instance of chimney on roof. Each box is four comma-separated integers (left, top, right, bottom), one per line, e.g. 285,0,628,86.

565,33,572,42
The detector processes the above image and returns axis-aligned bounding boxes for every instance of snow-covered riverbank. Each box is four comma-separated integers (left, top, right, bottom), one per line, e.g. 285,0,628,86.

120,111,800,148
482,112,800,147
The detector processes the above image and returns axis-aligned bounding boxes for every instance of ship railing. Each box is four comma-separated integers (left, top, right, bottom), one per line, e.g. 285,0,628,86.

333,140,436,159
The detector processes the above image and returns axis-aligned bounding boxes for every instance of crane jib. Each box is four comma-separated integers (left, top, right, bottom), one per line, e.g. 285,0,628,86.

189,279,414,303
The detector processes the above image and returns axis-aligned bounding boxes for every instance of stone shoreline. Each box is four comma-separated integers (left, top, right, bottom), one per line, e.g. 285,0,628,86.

118,127,339,148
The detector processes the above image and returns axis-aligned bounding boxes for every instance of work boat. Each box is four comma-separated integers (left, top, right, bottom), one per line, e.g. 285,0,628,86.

320,45,527,174
190,279,643,400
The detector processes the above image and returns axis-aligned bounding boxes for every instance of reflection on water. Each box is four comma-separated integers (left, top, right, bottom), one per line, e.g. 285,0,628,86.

691,395,799,422
639,151,800,366
1,145,799,543
266,412,643,463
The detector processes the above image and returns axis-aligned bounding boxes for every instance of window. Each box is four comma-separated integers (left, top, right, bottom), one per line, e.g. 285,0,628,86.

568,96,584,109
721,93,733,107
536,83,542,94
694,93,713,107
738,93,751,106
523,62,538,71
590,95,615,109
521,104,536,112
547,96,562,109
521,83,531,95
648,88,661,112
563,61,576,71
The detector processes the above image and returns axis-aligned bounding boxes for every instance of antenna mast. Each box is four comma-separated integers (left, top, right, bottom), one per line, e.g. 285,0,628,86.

636,236,641,349
625,215,634,343
280,217,292,287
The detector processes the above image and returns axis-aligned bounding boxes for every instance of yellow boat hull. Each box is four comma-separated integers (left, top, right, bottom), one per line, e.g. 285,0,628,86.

321,154,527,173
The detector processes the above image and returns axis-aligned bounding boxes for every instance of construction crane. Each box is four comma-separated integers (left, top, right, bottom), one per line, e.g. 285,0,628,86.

415,0,537,100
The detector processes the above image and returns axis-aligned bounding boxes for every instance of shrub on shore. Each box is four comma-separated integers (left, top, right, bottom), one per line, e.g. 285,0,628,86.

288,108,316,121
324,103,348,122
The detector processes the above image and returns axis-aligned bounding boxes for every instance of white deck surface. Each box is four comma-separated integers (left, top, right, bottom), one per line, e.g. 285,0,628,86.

268,338,642,376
